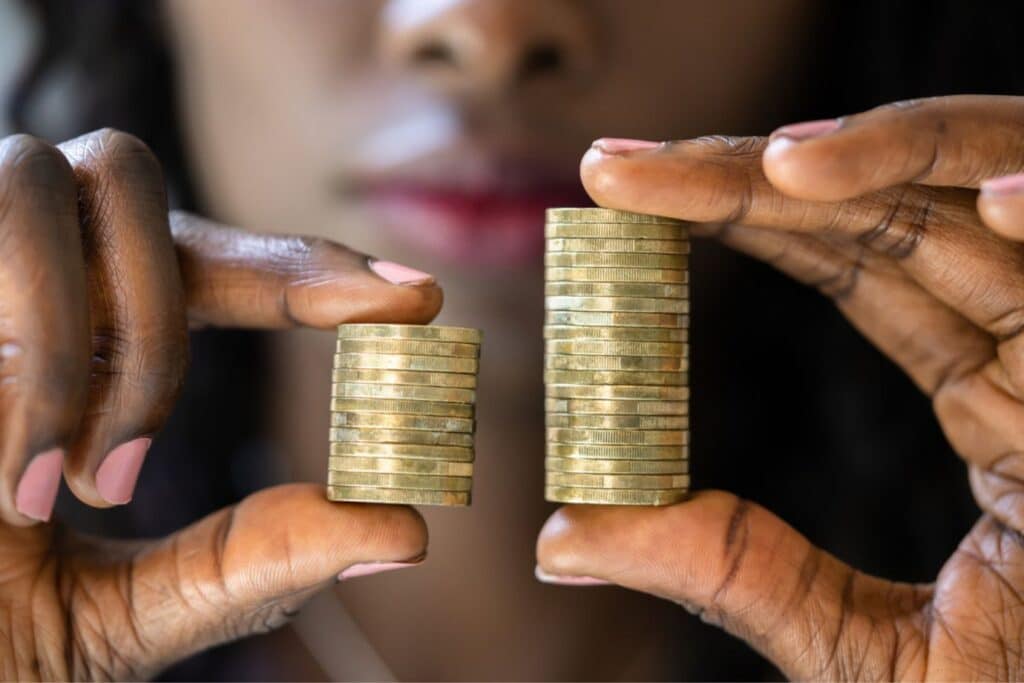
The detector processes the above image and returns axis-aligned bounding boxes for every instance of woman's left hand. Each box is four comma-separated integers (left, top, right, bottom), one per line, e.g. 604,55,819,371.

536,95,1024,680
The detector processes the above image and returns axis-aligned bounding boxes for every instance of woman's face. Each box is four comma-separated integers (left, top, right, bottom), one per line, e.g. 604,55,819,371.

164,0,810,280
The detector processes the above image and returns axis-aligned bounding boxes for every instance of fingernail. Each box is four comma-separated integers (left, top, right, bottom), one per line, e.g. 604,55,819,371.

15,449,64,522
981,173,1024,197
368,259,435,286
535,566,612,586
769,119,841,142
96,437,151,505
338,561,421,581
592,138,662,155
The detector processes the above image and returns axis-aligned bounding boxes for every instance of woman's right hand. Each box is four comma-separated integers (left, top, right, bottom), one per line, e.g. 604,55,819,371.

0,128,441,679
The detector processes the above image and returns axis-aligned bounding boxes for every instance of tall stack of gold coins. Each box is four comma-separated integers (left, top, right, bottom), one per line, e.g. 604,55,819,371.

544,208,690,506
328,324,482,506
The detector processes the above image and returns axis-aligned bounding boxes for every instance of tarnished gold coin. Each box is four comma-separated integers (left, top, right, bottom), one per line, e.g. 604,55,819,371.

545,208,682,224
546,238,690,254
334,353,478,374
545,296,689,314
327,470,473,491
547,427,687,446
545,339,687,357
544,485,687,506
543,324,687,342
545,384,690,400
545,222,685,239
329,455,474,476
545,311,686,328
332,382,476,403
545,354,687,372
545,398,688,415
330,397,474,418
545,282,689,299
330,441,474,461
331,368,476,389
330,427,474,448
545,267,688,283
327,485,471,506
545,252,687,269
543,369,688,386
330,412,475,433
546,443,688,459
335,339,480,358
546,413,689,430
338,324,482,344
546,471,690,489
545,456,688,475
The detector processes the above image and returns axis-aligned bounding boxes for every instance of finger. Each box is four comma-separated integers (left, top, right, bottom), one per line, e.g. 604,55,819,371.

0,135,90,526
536,494,931,681
978,173,1024,240
79,483,427,680
170,211,443,330
55,130,188,509
762,95,1024,201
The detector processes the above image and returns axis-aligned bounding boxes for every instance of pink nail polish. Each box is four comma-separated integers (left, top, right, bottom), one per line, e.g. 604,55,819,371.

96,437,151,505
369,259,435,286
338,561,420,581
15,449,64,522
982,173,1024,196
592,138,662,155
535,566,612,586
769,119,841,142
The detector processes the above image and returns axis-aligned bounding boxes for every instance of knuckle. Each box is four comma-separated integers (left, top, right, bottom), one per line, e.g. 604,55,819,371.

0,135,73,218
74,128,160,174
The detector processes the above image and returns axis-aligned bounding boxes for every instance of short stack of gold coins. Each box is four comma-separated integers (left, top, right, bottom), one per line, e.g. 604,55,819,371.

544,207,690,506
328,324,482,506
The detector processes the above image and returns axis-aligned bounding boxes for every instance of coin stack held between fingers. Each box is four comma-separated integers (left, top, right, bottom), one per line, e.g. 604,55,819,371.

544,208,690,505
329,324,482,506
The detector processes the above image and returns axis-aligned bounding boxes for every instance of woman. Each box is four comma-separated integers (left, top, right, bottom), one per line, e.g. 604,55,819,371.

4,0,1024,680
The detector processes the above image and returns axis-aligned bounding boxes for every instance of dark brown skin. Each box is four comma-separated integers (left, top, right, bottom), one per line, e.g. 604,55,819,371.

537,95,1024,680
0,129,439,680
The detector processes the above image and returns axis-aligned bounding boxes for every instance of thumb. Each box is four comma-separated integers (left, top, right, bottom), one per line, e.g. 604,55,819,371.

535,491,923,680
124,483,427,677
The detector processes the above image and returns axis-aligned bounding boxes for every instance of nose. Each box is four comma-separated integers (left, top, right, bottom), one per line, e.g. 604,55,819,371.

379,0,598,97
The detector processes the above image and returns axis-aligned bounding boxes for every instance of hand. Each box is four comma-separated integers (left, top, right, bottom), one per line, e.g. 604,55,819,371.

537,95,1024,680
0,129,441,680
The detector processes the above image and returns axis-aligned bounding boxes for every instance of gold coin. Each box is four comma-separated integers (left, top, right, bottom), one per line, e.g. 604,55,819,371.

334,353,478,374
547,427,687,445
546,413,689,430
545,456,688,475
332,382,476,403
330,397,474,418
545,398,688,415
329,455,474,476
544,485,687,506
335,339,480,358
545,252,687,269
327,470,473,491
543,325,687,342
545,311,686,328
545,208,682,224
337,324,482,344
545,354,688,372
546,471,690,489
327,485,470,507
330,427,474,448
545,296,689,314
545,267,688,283
330,412,475,433
543,369,688,386
546,443,688,459
546,238,690,255
331,368,476,389
545,339,687,357
545,223,685,239
545,282,689,299
545,384,690,400
330,441,474,461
